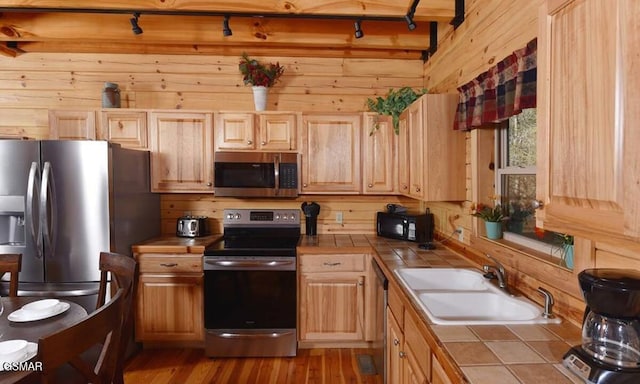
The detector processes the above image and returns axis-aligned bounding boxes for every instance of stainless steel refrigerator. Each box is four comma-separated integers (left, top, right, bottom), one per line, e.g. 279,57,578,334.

0,140,160,308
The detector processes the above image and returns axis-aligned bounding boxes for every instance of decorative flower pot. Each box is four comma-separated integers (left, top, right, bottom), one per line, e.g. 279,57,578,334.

507,219,524,233
252,86,268,111
562,244,574,269
485,221,502,240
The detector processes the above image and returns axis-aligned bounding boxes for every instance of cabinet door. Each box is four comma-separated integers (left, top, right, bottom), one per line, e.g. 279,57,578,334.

431,354,453,384
538,0,640,241
259,113,297,151
397,111,410,195
386,308,403,384
404,350,428,384
406,101,424,199
149,111,214,192
362,113,396,194
135,273,204,342
215,112,255,150
300,114,361,193
49,110,96,140
299,273,365,341
98,110,148,149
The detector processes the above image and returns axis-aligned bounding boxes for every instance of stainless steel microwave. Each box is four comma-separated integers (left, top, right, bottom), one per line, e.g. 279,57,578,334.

214,151,300,197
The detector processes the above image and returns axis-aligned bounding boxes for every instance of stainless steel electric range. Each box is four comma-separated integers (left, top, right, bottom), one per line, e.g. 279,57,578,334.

203,209,300,357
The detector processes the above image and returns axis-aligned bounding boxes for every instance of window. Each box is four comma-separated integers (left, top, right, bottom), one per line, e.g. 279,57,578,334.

495,109,563,254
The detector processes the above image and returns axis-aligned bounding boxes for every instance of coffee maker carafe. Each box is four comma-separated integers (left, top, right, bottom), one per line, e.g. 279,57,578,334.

563,269,640,383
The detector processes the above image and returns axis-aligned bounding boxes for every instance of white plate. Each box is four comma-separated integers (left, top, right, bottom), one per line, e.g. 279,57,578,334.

8,302,70,322
0,342,37,371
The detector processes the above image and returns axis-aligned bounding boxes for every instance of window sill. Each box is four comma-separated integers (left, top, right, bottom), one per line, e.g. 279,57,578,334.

476,234,570,270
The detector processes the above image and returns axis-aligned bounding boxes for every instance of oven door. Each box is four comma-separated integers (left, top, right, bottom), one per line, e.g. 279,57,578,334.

203,256,297,357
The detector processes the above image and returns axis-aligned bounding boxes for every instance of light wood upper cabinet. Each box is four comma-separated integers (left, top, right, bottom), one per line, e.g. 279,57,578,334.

537,0,640,242
362,113,396,194
397,94,465,201
215,112,298,151
98,110,148,149
148,111,214,193
48,110,96,140
300,113,362,194
134,253,204,343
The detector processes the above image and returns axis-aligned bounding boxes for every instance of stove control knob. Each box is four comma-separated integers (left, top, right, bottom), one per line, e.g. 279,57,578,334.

234,213,241,220
275,214,281,220
226,213,233,220
282,215,288,220
289,214,296,220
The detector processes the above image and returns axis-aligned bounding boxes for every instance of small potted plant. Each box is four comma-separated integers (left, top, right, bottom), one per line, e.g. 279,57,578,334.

239,53,285,111
472,203,505,240
366,87,427,134
558,233,574,269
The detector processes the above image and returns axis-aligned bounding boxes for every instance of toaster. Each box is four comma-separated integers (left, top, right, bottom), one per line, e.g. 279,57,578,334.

176,216,208,238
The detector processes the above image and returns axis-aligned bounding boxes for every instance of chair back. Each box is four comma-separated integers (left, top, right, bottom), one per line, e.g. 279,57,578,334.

0,253,22,297
96,252,138,384
38,288,125,384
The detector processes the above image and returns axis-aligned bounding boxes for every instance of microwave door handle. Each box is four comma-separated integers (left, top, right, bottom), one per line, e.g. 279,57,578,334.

274,154,280,195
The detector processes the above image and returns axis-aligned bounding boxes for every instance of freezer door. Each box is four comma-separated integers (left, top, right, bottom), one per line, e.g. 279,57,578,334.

40,140,109,283
0,140,44,283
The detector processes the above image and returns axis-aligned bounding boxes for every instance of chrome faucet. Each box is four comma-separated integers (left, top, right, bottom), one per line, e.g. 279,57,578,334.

483,254,510,294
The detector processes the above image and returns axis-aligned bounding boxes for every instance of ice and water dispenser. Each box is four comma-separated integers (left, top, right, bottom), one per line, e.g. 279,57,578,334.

0,195,26,246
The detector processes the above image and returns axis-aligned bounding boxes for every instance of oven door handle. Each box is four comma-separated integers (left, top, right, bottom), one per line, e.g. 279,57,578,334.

205,259,295,269
217,330,296,339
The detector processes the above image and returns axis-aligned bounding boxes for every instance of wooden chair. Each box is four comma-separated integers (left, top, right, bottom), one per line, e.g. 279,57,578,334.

0,253,22,297
38,288,125,384
96,251,139,384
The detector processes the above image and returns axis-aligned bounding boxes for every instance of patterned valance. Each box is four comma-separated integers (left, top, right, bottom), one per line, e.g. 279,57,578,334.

454,38,537,131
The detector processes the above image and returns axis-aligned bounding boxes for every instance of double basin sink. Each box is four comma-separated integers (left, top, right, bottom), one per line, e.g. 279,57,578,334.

394,268,561,325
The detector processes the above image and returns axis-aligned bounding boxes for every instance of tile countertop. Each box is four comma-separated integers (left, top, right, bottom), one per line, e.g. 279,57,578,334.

131,234,222,254
300,234,584,384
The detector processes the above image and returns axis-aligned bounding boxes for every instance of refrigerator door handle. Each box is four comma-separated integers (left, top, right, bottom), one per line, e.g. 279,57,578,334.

26,161,43,258
40,162,58,258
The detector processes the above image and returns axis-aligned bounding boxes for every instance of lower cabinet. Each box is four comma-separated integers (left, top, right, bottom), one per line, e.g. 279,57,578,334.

387,282,454,384
298,252,375,344
134,253,204,344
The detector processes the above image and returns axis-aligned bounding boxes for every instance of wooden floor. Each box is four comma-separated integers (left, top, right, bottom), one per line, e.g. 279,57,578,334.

123,348,384,384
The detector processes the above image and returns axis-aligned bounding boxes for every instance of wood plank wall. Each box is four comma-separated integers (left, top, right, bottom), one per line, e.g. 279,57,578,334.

0,53,424,234
422,0,640,326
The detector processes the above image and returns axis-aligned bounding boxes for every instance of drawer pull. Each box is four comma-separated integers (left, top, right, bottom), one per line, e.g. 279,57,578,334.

399,351,406,358
159,263,178,268
323,262,342,267
393,338,400,346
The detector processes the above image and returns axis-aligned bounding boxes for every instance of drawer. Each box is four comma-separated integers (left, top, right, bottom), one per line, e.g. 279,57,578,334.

299,253,366,273
137,254,202,273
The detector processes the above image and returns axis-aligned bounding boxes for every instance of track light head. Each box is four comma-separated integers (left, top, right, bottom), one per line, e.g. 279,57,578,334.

223,15,232,37
405,14,417,31
354,19,364,39
130,12,143,35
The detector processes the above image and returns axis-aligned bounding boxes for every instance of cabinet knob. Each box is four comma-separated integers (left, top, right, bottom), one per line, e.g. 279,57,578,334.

393,338,400,346
247,140,253,145
207,182,212,187
303,183,308,187
415,187,421,192
531,200,544,210
368,184,373,188
261,141,266,145
399,351,406,358
402,185,408,190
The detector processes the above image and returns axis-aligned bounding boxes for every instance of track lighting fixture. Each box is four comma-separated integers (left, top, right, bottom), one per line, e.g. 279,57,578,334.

130,12,143,35
223,15,232,37
354,19,363,39
404,14,416,31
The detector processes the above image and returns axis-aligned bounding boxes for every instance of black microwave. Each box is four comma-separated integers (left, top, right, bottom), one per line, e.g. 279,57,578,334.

376,211,434,243
214,151,300,197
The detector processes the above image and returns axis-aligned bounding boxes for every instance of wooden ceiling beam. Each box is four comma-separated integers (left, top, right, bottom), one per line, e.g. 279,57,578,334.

0,0,455,21
0,13,432,51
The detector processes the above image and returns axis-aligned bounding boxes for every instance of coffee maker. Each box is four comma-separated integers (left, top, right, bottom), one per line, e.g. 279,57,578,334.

563,269,640,383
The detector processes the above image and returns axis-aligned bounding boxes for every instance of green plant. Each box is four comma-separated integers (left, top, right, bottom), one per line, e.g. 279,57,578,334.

366,87,427,134
557,233,574,245
472,203,505,222
239,53,285,87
